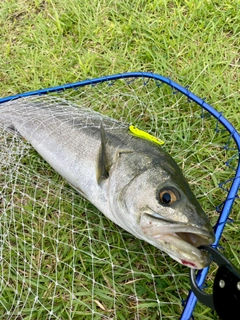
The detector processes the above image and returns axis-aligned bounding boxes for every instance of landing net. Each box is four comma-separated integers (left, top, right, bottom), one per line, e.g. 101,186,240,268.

0,72,239,319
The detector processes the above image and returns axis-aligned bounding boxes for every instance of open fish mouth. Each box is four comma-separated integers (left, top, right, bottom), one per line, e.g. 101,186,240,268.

141,213,215,269
156,231,213,269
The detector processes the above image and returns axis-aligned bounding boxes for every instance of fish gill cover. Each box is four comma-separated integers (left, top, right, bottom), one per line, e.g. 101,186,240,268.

0,73,239,320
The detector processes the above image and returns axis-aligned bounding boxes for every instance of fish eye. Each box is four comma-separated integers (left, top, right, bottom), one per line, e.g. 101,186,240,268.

159,188,178,205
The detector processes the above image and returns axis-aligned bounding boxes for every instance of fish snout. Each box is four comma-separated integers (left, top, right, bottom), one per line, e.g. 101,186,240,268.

181,202,214,238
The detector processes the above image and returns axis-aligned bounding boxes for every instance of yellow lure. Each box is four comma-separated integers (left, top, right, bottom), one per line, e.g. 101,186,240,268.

129,125,164,146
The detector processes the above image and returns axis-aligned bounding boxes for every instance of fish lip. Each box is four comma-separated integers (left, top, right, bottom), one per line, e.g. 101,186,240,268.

143,212,215,243
141,212,215,269
159,233,212,269
158,233,212,268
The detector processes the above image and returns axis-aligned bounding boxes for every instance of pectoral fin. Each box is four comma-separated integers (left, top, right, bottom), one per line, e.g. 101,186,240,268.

6,124,23,137
96,122,109,184
69,183,87,198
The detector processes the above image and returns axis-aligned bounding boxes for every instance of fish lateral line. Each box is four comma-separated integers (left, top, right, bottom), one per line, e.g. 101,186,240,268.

129,125,164,146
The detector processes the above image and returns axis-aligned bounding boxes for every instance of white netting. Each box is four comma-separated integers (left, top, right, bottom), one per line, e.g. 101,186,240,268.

0,77,238,319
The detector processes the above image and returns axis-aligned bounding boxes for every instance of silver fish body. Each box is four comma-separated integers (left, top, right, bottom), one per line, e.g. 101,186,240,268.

0,96,215,269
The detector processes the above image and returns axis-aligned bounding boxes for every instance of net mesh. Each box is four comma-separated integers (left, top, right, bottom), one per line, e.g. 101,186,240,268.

0,77,239,320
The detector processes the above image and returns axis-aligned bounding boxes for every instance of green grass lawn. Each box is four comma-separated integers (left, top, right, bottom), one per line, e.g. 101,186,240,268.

0,1,239,319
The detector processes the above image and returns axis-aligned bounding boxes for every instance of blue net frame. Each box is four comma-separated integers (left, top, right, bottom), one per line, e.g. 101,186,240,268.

1,71,239,319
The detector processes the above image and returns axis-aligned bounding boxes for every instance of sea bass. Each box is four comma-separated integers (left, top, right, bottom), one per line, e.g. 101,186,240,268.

0,96,215,269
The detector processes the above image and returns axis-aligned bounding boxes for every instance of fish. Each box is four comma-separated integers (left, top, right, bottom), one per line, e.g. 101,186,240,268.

0,95,215,269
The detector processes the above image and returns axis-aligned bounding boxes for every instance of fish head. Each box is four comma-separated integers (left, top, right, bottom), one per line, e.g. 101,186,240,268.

119,152,215,269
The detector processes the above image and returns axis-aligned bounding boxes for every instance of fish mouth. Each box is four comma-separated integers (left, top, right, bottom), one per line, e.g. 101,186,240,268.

141,213,215,269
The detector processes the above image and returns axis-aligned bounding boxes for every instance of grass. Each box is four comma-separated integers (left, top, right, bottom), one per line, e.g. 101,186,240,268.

0,1,239,319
